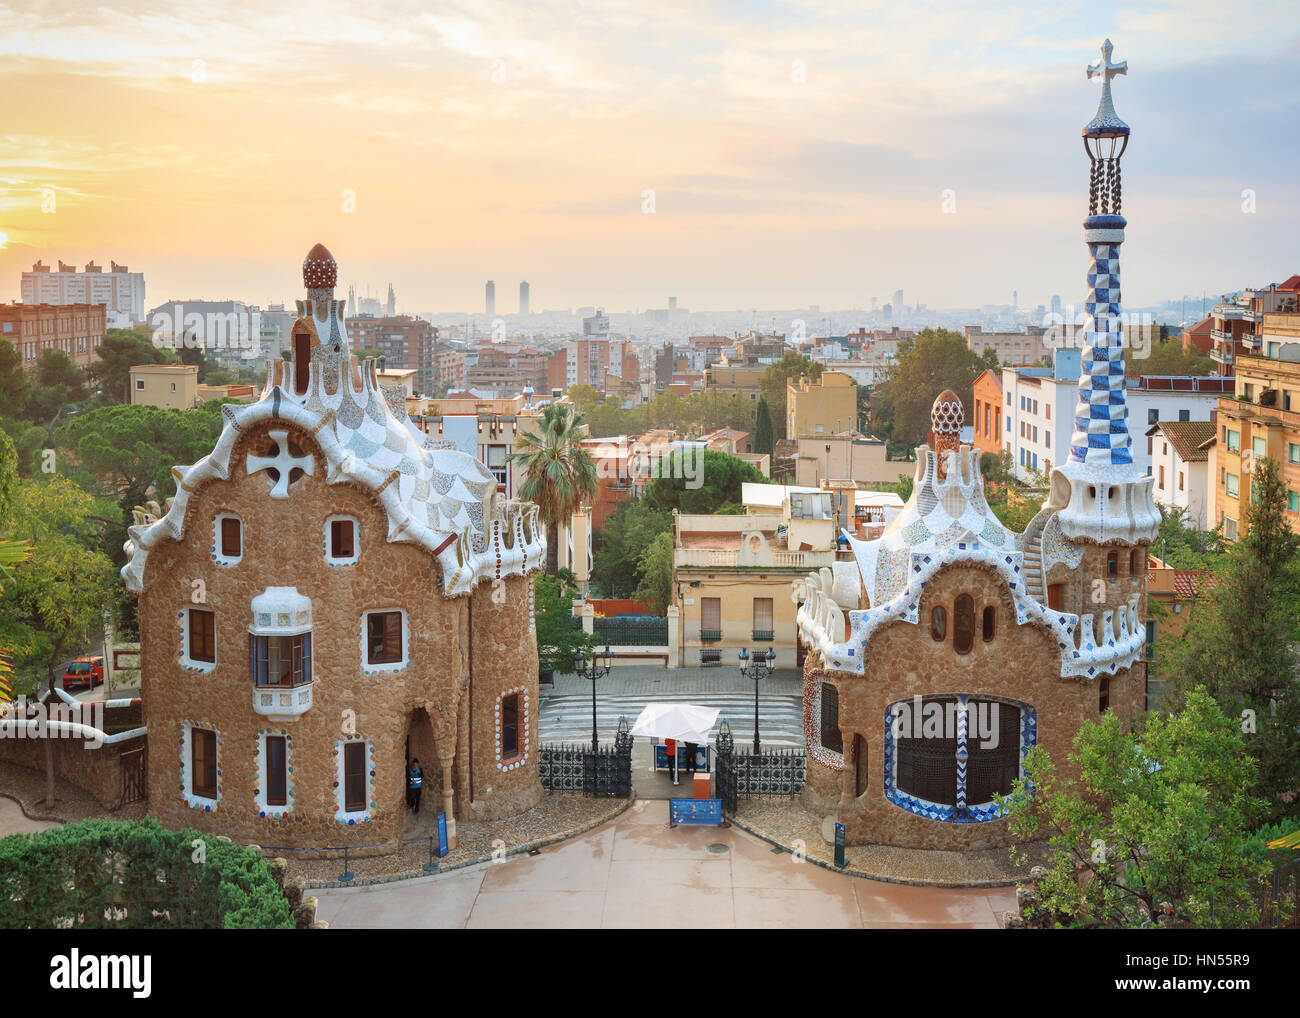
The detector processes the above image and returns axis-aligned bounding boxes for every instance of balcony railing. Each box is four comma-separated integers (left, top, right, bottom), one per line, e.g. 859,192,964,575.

751,629,774,641
675,547,836,569
1210,347,1234,365
252,682,313,721
700,629,722,643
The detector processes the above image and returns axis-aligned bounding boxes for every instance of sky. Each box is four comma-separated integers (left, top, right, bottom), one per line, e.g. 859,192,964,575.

0,0,1296,315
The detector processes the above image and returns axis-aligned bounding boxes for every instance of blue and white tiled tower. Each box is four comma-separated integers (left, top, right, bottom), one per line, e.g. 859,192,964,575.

1051,40,1159,545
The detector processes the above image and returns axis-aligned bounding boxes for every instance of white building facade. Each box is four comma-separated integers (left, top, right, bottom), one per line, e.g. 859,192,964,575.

22,259,146,325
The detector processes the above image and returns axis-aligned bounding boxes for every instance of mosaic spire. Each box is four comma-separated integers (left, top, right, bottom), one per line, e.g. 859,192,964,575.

1068,40,1132,471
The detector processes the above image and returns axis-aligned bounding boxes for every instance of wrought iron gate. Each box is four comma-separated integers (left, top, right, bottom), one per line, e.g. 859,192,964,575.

714,727,803,816
540,728,633,797
715,728,737,814
120,746,147,806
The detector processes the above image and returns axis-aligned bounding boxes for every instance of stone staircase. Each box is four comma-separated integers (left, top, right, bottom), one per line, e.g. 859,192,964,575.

1022,524,1046,603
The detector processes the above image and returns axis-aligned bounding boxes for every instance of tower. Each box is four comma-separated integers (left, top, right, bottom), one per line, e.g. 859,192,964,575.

485,280,496,317
385,283,395,316
519,280,530,316
1044,40,1158,687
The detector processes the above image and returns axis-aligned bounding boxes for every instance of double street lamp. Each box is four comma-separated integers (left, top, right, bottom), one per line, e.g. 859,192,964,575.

574,645,613,750
738,647,775,754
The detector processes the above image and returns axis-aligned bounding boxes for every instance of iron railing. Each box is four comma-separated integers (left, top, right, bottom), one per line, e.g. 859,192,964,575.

593,617,668,646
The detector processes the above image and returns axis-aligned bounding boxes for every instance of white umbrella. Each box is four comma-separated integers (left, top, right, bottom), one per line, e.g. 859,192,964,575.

629,702,720,745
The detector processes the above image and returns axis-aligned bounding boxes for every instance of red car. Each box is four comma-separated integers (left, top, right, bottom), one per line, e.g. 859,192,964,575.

61,656,105,692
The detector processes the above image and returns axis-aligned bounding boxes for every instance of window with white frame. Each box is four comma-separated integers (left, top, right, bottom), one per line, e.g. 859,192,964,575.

324,515,359,564
485,445,508,489
213,513,242,564
256,731,292,816
335,738,372,822
181,722,220,809
182,607,217,671
362,609,407,671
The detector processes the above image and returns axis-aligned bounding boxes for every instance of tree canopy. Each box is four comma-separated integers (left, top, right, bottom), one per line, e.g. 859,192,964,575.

1002,687,1271,928
1163,456,1300,823
871,328,996,445
592,500,671,598
644,449,765,515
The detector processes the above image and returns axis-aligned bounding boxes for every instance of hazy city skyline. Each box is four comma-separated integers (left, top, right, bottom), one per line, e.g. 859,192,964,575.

0,1,1295,312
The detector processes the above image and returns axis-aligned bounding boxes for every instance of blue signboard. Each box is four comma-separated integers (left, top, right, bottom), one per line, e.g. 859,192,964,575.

669,798,722,827
437,812,449,857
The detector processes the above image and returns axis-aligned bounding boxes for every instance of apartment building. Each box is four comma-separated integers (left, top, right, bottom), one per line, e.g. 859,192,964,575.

1145,420,1215,530
129,363,199,409
964,325,1049,366
346,314,438,395
1000,349,1230,482
674,488,839,668
464,344,548,396
971,369,1004,460
704,362,766,400
1210,277,1300,376
22,259,145,325
1213,312,1300,541
0,301,106,372
786,370,857,438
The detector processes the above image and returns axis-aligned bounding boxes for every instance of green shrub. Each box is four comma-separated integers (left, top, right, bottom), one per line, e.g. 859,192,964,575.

0,816,293,929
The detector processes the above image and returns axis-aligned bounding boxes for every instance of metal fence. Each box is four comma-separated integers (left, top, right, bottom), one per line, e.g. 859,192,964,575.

593,617,669,646
714,729,805,815
539,732,633,798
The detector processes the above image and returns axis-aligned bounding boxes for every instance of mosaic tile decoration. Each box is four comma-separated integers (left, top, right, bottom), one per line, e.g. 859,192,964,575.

1068,240,1133,468
882,694,1037,824
119,242,548,600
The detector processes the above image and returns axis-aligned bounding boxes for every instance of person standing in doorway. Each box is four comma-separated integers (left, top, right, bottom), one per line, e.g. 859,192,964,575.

408,758,424,815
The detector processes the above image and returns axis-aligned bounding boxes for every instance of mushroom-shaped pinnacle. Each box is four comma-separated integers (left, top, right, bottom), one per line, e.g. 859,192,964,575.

931,389,964,436
302,243,337,290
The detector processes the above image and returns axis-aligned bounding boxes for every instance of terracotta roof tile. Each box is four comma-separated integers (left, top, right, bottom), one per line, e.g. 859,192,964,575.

1149,420,1216,463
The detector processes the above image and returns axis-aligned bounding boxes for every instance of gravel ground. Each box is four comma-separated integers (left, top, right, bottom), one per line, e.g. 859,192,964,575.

285,792,633,889
0,761,147,826
733,796,1048,887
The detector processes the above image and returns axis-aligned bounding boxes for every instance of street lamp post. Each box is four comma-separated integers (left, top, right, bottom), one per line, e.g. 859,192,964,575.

574,645,613,750
738,647,775,754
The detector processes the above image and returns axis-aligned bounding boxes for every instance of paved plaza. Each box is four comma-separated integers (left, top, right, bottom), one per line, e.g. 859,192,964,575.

316,799,1013,929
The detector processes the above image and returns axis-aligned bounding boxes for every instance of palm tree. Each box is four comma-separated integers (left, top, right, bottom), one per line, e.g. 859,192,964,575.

0,537,30,705
510,402,598,573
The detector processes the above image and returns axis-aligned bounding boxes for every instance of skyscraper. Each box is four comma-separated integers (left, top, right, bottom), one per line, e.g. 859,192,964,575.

485,280,496,317
385,283,395,316
1051,294,1062,316
519,281,530,315
892,289,904,311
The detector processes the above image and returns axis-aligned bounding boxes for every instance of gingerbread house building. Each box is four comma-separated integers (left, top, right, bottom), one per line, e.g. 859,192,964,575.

123,243,545,852
796,41,1160,851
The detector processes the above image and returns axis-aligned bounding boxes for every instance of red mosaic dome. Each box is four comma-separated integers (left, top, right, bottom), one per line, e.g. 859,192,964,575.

302,242,337,289
931,389,963,435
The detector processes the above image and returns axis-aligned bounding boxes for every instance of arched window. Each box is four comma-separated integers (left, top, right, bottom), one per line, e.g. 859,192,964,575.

292,330,311,395
931,606,946,642
982,606,995,643
1098,676,1110,713
953,595,974,654
820,682,842,754
1107,551,1118,579
1130,548,1141,576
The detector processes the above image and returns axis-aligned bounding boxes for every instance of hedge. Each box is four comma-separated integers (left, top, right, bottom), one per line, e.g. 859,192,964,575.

0,816,293,929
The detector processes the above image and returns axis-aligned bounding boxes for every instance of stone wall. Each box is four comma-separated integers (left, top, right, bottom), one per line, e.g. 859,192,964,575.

802,562,1143,851
138,420,538,853
0,731,146,810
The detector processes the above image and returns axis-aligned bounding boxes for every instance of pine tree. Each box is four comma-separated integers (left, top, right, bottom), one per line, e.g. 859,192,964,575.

753,396,774,456
1165,456,1300,822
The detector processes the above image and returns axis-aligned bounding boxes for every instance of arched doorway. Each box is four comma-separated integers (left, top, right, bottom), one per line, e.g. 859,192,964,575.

404,707,439,832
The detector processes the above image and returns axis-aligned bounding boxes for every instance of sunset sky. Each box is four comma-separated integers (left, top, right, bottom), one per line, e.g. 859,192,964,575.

0,0,1296,314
